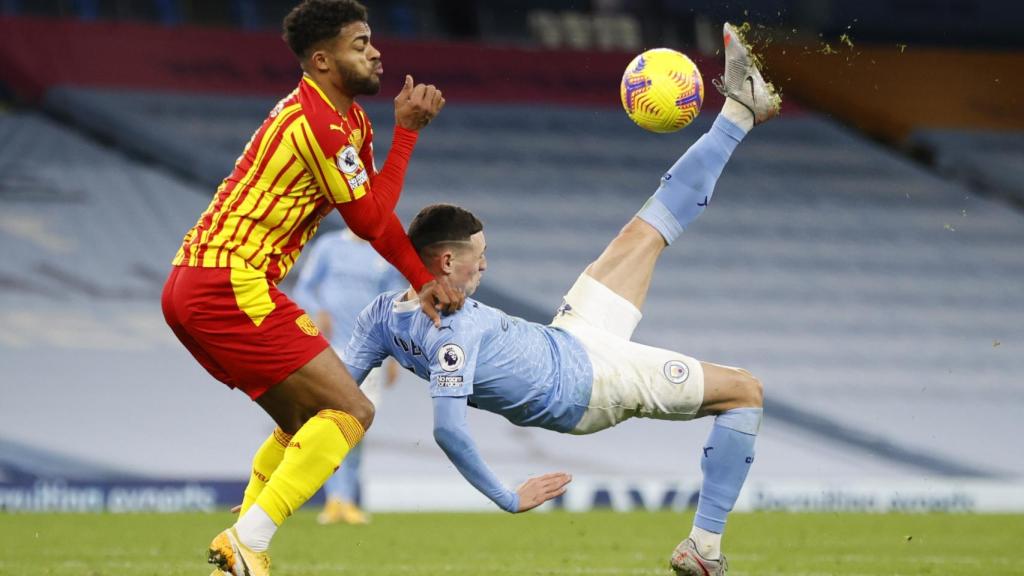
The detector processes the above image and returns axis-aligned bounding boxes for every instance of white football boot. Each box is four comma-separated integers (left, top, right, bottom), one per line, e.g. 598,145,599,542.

669,537,728,576
712,22,782,125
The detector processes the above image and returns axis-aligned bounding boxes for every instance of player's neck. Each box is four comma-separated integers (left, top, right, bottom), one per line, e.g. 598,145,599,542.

322,85,354,114
305,72,354,113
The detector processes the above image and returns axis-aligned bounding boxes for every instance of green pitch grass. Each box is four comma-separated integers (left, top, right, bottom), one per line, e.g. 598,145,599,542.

1,510,1021,575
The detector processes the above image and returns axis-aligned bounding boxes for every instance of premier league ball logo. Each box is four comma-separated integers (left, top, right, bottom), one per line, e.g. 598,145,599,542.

336,145,360,174
438,344,465,372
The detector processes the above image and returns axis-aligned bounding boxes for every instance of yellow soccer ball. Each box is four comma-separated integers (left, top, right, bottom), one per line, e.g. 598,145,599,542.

620,48,704,133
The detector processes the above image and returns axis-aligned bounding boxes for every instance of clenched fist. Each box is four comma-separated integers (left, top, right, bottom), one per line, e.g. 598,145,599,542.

394,74,445,131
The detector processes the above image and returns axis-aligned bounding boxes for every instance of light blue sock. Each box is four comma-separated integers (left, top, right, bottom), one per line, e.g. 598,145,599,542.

637,114,747,244
695,407,762,533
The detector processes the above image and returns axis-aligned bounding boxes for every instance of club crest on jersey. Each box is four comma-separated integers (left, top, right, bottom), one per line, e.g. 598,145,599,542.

336,145,360,174
348,128,363,148
438,343,465,372
663,360,689,384
295,314,320,336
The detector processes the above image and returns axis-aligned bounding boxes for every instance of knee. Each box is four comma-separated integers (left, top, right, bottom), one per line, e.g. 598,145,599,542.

322,394,375,432
348,397,375,432
735,368,764,408
297,394,375,433
621,217,665,247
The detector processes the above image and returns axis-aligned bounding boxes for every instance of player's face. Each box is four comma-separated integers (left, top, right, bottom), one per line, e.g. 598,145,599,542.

327,21,382,97
449,232,487,296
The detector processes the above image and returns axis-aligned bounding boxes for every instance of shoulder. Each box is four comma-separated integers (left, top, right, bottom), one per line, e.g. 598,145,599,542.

259,88,305,147
270,86,303,119
351,293,394,340
366,290,399,317
424,310,484,375
297,77,332,117
427,303,490,346
453,300,498,327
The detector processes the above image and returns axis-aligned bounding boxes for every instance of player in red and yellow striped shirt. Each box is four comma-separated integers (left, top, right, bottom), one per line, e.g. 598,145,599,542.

159,2,460,574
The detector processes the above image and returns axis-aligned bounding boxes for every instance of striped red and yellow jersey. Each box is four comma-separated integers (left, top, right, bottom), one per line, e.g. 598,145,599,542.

173,76,377,282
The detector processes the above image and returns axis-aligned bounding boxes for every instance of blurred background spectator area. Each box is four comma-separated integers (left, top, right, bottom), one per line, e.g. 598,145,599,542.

0,0,1021,512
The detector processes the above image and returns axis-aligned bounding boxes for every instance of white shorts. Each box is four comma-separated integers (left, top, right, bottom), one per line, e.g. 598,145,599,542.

549,273,704,435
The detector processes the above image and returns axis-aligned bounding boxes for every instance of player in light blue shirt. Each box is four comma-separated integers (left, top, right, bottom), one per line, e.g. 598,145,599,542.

293,228,406,525
344,26,779,576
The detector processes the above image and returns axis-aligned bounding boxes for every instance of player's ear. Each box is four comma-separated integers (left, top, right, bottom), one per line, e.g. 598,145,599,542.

309,50,331,73
439,251,455,274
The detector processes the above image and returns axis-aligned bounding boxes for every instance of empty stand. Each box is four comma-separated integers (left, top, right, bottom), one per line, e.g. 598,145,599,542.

910,128,1024,206
10,91,1024,482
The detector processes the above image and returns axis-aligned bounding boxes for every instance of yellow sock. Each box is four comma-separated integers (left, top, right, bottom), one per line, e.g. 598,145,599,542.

238,428,291,516
254,409,365,525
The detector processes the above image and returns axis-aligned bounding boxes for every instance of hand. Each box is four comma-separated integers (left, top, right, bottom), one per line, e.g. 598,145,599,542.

515,472,572,513
230,504,241,514
417,277,465,328
384,358,400,387
394,74,445,131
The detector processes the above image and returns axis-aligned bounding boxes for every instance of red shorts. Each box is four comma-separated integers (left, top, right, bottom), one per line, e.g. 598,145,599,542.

161,265,330,399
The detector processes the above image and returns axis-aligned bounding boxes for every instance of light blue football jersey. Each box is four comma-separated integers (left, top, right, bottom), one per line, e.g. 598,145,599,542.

292,230,406,349
343,291,592,432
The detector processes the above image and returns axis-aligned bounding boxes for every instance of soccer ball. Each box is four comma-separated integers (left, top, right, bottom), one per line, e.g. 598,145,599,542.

620,48,704,133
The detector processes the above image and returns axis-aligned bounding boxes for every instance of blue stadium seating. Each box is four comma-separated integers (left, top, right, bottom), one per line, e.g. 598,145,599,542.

909,128,1024,206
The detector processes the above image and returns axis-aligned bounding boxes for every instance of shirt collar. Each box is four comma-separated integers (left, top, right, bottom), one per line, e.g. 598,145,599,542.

392,293,420,313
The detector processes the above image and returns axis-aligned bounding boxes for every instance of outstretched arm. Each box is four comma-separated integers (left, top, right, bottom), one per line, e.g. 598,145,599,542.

433,395,518,512
432,396,572,513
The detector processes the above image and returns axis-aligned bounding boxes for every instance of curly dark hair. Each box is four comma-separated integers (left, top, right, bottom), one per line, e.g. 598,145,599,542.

408,204,484,255
283,0,369,59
